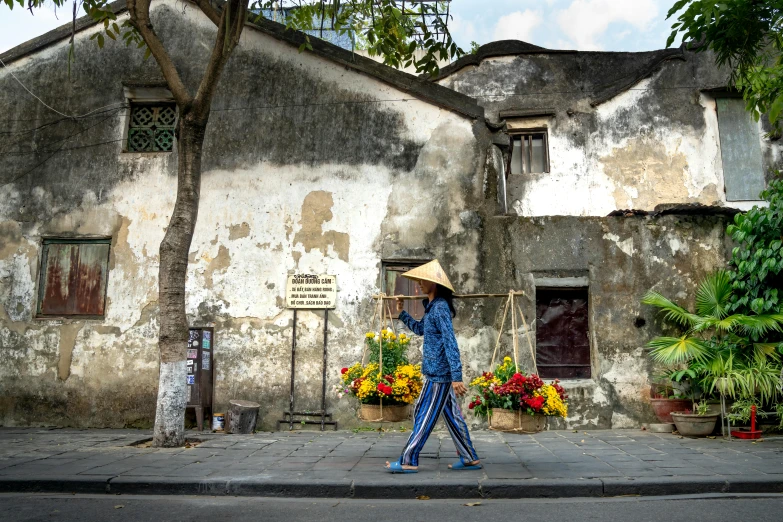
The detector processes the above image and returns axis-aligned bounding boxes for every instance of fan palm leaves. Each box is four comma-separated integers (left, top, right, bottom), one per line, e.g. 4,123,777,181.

642,271,783,367
643,271,783,402
646,335,711,365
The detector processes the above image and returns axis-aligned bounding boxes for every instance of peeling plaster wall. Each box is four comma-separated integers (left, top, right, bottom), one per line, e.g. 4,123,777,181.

0,0,487,429
440,51,783,216
476,214,733,429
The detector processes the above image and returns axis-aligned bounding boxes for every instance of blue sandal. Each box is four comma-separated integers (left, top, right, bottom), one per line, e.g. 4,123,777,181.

450,457,482,471
387,459,418,473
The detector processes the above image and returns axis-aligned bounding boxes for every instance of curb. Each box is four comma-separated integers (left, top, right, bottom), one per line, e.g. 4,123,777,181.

0,475,781,499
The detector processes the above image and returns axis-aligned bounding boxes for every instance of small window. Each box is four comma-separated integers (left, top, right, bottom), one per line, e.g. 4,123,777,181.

509,132,549,175
716,97,765,201
37,239,111,317
535,288,590,379
382,262,427,320
127,102,177,152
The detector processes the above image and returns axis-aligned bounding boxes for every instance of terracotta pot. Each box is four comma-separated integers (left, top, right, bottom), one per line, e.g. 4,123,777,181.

359,403,410,422
670,412,720,437
650,398,692,423
489,408,547,432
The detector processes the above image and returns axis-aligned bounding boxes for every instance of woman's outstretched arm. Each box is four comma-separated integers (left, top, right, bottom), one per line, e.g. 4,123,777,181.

396,298,424,336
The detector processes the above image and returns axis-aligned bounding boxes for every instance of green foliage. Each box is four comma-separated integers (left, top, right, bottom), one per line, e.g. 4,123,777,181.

694,401,710,415
365,331,410,377
642,271,783,403
6,1,461,78
728,398,771,424
252,1,463,76
469,41,480,54
666,1,783,131
726,175,783,318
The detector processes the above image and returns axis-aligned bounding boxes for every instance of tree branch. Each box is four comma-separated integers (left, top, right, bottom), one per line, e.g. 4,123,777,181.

127,0,192,107
192,0,247,120
196,0,221,27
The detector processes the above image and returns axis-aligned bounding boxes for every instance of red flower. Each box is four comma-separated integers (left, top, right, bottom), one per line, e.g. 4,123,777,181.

524,395,545,412
341,368,348,374
377,383,393,396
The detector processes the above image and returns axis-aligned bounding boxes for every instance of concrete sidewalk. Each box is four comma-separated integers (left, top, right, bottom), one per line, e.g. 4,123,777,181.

0,427,782,499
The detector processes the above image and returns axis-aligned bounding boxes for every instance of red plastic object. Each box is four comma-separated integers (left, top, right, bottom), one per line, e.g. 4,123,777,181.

731,405,763,439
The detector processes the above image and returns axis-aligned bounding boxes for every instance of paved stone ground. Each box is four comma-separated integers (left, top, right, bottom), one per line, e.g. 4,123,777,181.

0,427,782,498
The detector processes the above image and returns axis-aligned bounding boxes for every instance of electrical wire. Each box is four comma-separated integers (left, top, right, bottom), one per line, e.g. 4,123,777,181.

0,55,128,120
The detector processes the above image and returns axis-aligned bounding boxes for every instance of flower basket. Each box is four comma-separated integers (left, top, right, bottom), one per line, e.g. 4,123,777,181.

489,408,546,433
336,328,423,420
359,404,410,422
468,357,568,429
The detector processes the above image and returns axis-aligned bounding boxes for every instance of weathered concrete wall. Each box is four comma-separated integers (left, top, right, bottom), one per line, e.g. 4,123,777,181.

0,9,756,432
0,1,488,429
438,47,783,216
472,213,733,429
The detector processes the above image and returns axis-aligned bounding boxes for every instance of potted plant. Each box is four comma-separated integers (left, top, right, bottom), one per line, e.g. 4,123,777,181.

642,270,783,437
649,373,695,424
670,401,720,436
468,357,568,432
336,329,423,422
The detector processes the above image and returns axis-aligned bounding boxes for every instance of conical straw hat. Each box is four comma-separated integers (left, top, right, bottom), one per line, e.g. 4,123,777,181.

401,260,454,292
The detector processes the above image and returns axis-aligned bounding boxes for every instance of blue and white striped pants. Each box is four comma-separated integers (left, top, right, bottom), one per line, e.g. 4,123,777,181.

400,380,480,466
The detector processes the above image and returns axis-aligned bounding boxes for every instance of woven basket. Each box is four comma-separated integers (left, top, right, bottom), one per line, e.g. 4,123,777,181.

489,408,547,433
359,404,410,422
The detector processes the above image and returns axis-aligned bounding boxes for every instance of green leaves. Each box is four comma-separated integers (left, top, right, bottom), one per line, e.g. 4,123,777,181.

647,336,711,365
252,1,463,76
728,174,783,316
665,1,783,132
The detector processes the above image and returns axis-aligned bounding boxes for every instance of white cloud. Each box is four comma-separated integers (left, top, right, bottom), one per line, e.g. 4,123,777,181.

449,12,479,46
555,0,659,50
493,9,544,43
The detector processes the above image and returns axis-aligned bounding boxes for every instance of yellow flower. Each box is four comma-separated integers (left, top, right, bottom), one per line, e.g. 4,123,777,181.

366,332,375,339
537,384,568,418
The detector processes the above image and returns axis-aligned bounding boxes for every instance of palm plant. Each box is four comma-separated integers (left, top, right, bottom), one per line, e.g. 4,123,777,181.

642,271,783,404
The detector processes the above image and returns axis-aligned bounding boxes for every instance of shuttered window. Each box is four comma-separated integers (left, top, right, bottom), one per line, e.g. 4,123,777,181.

716,98,765,201
37,239,111,317
535,288,590,379
383,263,426,320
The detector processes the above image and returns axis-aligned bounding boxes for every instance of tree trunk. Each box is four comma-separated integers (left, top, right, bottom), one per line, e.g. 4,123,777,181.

153,115,207,447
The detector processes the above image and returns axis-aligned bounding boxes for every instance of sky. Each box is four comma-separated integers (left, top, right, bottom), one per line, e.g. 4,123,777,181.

0,0,682,55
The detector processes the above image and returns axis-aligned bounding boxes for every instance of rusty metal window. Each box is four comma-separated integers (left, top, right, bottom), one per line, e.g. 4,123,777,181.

509,132,549,174
383,262,427,320
535,288,590,379
127,102,177,152
716,97,765,201
37,239,111,317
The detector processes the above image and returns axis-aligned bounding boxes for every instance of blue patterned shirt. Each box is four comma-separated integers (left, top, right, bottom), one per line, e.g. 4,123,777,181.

398,297,463,383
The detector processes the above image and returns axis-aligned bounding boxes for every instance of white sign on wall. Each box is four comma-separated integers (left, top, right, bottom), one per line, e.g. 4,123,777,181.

285,274,337,309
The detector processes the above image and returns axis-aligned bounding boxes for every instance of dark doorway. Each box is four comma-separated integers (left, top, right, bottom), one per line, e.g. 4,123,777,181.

535,288,590,379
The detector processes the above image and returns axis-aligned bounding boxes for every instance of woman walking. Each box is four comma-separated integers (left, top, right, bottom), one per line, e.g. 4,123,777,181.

385,260,481,473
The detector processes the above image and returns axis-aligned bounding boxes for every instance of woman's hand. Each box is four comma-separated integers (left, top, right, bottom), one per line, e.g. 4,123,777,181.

452,381,467,397
395,297,404,313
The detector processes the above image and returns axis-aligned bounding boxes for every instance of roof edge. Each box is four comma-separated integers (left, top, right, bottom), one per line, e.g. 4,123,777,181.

435,40,578,81
1,0,483,121
0,0,127,64
245,16,483,120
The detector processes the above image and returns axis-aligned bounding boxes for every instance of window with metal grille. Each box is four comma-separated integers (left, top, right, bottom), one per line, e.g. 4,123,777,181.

37,239,111,317
509,132,549,174
127,102,177,152
383,262,427,320
535,288,590,379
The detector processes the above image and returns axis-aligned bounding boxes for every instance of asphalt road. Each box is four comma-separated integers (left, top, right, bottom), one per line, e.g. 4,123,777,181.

1,493,782,522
